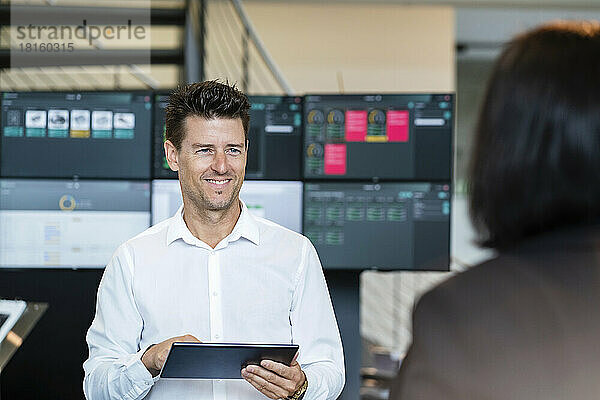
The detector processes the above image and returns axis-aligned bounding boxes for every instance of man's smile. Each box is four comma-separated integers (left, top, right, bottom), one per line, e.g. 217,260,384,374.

204,178,232,188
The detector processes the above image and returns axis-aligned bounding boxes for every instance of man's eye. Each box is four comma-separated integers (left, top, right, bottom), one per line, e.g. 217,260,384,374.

196,148,211,154
227,148,241,155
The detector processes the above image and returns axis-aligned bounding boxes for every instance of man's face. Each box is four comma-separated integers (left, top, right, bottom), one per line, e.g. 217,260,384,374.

165,116,247,212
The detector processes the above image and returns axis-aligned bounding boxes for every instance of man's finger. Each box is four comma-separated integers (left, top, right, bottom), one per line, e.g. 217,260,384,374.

242,369,286,399
245,365,294,392
260,359,296,380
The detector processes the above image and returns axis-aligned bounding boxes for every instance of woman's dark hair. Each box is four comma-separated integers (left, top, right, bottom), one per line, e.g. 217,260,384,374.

468,21,600,249
165,80,251,150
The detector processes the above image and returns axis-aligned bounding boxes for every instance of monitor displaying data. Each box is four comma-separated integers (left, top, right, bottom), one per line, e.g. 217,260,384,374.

303,94,453,180
152,92,175,179
153,94,303,180
246,96,303,179
0,179,151,268
303,182,450,270
1,91,153,179
152,180,303,233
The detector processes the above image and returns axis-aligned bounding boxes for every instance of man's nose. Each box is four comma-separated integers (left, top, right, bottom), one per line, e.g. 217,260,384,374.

211,151,228,174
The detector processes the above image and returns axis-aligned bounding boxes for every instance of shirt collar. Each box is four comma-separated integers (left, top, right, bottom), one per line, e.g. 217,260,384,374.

166,200,260,248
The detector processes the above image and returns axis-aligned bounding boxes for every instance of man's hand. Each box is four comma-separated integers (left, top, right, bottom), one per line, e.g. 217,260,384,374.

241,355,306,399
141,334,201,377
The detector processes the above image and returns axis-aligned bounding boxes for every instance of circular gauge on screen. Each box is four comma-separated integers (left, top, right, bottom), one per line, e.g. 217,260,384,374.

368,109,386,125
306,143,324,158
307,109,325,124
327,109,344,125
59,194,77,211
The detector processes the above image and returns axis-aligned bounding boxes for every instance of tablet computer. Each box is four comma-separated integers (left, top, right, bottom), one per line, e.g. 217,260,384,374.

160,342,299,380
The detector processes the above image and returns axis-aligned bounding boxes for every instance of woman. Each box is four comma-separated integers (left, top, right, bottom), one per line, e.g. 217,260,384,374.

390,21,600,399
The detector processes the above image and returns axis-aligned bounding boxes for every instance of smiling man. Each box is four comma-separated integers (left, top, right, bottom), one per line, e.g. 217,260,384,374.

83,81,345,400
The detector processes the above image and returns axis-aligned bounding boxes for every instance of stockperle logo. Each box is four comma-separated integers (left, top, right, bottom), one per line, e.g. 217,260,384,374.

15,20,147,46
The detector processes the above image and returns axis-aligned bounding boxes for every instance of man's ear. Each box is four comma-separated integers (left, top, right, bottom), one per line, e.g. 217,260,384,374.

244,139,249,170
164,140,179,172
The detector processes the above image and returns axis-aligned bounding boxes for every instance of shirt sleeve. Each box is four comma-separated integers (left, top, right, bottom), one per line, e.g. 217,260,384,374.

290,239,345,400
83,244,158,400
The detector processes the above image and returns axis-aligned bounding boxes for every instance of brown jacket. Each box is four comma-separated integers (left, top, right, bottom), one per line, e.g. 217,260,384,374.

390,224,600,400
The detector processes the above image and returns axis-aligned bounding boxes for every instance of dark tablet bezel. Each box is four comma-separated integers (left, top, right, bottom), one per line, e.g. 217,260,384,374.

159,342,299,380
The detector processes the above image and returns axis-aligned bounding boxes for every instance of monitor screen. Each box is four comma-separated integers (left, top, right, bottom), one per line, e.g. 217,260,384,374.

0,179,151,268
152,94,303,180
303,182,450,270
1,91,152,179
246,96,303,179
151,179,180,224
303,94,453,180
152,180,303,233
152,92,174,179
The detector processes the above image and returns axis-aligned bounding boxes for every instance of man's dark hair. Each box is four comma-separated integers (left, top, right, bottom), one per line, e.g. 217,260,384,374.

468,21,600,249
165,80,251,150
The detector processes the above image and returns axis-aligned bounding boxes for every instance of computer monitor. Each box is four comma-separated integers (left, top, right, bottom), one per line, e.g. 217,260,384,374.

0,179,151,268
152,94,303,180
151,179,180,223
152,92,174,179
303,94,453,180
246,96,303,179
303,182,450,270
0,91,152,179
152,180,303,233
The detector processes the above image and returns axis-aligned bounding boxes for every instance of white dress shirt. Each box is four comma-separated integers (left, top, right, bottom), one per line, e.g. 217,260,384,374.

83,201,345,400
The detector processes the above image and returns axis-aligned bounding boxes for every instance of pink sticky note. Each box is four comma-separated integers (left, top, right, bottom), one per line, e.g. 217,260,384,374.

387,110,409,142
324,144,347,175
345,110,367,142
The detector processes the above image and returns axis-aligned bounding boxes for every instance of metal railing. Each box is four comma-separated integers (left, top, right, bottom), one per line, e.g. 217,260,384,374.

203,0,293,95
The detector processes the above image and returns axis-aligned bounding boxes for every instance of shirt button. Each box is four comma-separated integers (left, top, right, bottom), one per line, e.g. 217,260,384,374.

215,334,220,339
212,291,218,297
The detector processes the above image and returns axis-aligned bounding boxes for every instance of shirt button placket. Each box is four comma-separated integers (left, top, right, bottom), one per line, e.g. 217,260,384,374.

208,250,223,344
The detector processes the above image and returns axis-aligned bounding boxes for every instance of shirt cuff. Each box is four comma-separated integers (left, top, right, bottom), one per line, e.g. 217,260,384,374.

302,367,321,400
124,347,160,388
